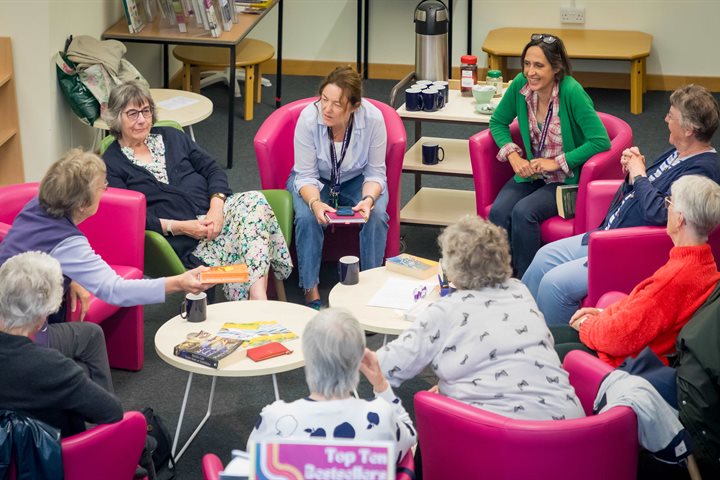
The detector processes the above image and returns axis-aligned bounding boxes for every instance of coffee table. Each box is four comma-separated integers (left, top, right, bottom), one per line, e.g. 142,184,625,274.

154,300,316,460
328,267,439,339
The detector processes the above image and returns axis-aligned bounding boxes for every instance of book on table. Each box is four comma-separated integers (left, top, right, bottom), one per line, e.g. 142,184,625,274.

556,184,579,219
216,321,298,348
199,264,249,284
385,253,440,280
173,331,246,368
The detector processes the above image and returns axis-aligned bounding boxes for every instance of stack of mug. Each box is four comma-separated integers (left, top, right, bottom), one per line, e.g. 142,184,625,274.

405,80,449,112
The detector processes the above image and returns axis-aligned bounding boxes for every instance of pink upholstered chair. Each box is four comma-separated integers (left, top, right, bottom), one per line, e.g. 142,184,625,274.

414,350,638,480
582,179,720,306
9,411,146,480
254,97,406,260
202,451,415,480
0,183,147,371
469,112,632,244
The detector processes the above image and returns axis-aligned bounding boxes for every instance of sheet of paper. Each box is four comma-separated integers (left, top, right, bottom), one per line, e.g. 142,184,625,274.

156,96,199,111
367,277,437,311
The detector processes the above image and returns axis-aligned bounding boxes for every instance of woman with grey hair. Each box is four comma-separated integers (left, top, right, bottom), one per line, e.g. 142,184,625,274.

0,252,122,437
0,149,209,363
247,308,416,463
101,80,292,301
553,174,720,367
378,216,584,421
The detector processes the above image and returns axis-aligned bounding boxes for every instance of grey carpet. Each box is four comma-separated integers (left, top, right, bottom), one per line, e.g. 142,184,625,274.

113,76,719,478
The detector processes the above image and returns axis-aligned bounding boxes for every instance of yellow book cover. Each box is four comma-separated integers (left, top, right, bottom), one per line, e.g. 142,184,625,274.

216,321,298,348
199,264,249,284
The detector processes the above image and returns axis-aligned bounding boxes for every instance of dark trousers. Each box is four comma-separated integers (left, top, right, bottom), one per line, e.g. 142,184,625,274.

48,322,114,393
549,325,598,362
488,178,560,277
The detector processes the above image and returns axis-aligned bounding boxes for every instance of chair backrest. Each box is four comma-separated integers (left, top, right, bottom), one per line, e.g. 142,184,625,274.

413,350,638,480
98,119,183,155
254,97,406,258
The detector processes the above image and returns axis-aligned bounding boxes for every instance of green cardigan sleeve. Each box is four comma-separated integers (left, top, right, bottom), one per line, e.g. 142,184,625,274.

489,72,528,153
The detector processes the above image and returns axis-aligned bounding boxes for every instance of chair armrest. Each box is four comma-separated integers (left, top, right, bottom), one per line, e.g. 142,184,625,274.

396,450,415,480
469,128,515,217
586,226,672,306
61,411,146,480
260,189,293,246
596,291,628,308
584,180,623,231
78,187,146,269
202,453,224,480
144,230,186,278
562,350,614,415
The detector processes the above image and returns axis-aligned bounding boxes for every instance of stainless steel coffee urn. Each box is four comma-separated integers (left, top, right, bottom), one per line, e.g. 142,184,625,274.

414,0,448,82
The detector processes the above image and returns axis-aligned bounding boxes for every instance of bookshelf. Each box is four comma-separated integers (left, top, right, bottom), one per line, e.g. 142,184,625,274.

0,37,24,185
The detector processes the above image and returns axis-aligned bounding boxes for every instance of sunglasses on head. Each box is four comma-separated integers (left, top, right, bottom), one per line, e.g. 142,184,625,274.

531,33,558,45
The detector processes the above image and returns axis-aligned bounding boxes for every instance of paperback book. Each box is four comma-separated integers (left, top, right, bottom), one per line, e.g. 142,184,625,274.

385,253,439,280
324,211,367,224
556,184,579,219
199,264,249,284
216,321,298,348
122,0,145,33
173,331,246,368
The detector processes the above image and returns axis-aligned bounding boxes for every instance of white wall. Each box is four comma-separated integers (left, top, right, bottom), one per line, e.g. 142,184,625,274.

1,0,718,181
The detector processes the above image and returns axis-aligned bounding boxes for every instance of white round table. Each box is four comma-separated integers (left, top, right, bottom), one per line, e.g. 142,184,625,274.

155,300,316,460
328,267,438,336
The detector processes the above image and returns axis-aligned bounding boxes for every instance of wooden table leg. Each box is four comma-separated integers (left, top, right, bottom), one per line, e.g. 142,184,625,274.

641,58,647,93
182,63,191,91
488,54,507,80
255,63,263,103
190,66,201,94
245,65,255,121
630,58,643,115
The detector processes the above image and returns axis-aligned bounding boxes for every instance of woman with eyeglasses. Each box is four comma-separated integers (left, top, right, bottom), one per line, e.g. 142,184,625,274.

101,81,292,301
287,66,388,309
551,175,720,367
488,33,611,277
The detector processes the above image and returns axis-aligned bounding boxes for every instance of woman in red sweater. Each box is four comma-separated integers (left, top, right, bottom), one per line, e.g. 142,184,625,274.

552,175,720,367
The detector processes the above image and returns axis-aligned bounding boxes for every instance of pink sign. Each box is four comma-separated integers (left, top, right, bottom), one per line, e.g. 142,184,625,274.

251,440,395,480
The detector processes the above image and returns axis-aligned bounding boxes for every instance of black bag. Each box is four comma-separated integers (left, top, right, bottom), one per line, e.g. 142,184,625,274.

142,407,176,480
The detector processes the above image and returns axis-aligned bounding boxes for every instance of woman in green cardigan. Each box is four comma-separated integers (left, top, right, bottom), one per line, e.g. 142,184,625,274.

488,34,611,277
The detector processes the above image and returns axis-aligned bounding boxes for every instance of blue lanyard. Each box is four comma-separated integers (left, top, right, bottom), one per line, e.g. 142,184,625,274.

532,102,554,159
327,114,354,207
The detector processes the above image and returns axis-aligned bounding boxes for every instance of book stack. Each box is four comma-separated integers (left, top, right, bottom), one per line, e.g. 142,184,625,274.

556,185,579,219
385,254,439,280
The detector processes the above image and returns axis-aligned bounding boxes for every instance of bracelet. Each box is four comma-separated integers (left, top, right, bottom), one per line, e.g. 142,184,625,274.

362,195,376,208
166,220,174,236
210,192,228,202
308,197,320,211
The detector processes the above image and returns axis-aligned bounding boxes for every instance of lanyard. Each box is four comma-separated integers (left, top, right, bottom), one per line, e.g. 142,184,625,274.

327,114,354,207
532,102,554,159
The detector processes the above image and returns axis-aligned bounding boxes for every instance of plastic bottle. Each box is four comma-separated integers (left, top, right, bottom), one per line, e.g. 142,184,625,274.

486,69,503,96
460,55,478,97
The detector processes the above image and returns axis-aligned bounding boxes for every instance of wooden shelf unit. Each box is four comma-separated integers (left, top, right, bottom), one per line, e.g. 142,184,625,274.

0,37,24,185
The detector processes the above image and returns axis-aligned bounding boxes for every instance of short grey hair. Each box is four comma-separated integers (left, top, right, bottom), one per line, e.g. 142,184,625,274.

39,148,106,218
439,215,512,290
671,175,720,238
669,84,719,143
0,252,63,331
103,80,157,139
302,308,366,398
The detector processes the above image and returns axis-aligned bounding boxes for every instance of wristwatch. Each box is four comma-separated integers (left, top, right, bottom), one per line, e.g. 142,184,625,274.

210,192,228,202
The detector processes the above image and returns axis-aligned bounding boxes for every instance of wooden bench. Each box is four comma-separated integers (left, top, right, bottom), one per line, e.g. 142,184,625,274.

173,38,274,121
482,28,653,114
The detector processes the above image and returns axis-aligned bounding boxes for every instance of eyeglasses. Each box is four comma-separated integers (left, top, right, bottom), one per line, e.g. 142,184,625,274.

664,196,674,209
124,107,153,121
97,180,109,191
531,33,558,45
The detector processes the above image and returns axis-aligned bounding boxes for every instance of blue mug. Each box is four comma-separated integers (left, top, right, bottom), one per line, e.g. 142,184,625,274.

180,292,207,323
405,88,424,112
422,142,445,165
421,88,442,112
432,82,449,104
338,255,360,285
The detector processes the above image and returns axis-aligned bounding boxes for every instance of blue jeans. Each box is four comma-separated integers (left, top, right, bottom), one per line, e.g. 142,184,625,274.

287,173,389,290
521,233,588,325
488,178,560,277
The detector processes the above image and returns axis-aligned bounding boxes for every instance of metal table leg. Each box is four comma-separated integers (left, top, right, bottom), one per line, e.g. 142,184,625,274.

272,373,280,401
171,373,218,462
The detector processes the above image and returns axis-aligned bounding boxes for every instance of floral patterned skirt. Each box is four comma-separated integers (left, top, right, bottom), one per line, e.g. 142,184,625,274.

193,191,293,300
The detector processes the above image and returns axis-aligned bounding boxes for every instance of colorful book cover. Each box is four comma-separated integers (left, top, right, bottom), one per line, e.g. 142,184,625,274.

199,264,249,284
216,321,298,348
122,0,145,33
204,0,222,37
385,253,439,279
173,330,245,368
171,0,188,32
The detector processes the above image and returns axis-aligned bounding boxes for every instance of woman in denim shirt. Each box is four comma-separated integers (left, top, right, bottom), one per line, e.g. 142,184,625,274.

287,66,388,309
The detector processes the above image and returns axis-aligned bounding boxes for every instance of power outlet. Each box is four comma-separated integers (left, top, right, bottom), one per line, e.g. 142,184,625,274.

560,6,585,24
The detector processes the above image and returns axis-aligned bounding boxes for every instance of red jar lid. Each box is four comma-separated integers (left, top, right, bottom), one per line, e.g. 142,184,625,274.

460,55,477,65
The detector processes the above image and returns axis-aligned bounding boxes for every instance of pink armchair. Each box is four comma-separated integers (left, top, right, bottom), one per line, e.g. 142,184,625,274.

469,112,632,244
10,411,146,480
202,451,415,480
0,183,147,371
254,97,406,260
582,180,720,306
414,350,638,480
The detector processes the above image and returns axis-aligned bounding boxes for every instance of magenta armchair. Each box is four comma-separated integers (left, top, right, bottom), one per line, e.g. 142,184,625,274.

202,451,415,480
254,97,406,260
469,112,632,243
414,350,638,480
0,183,147,371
